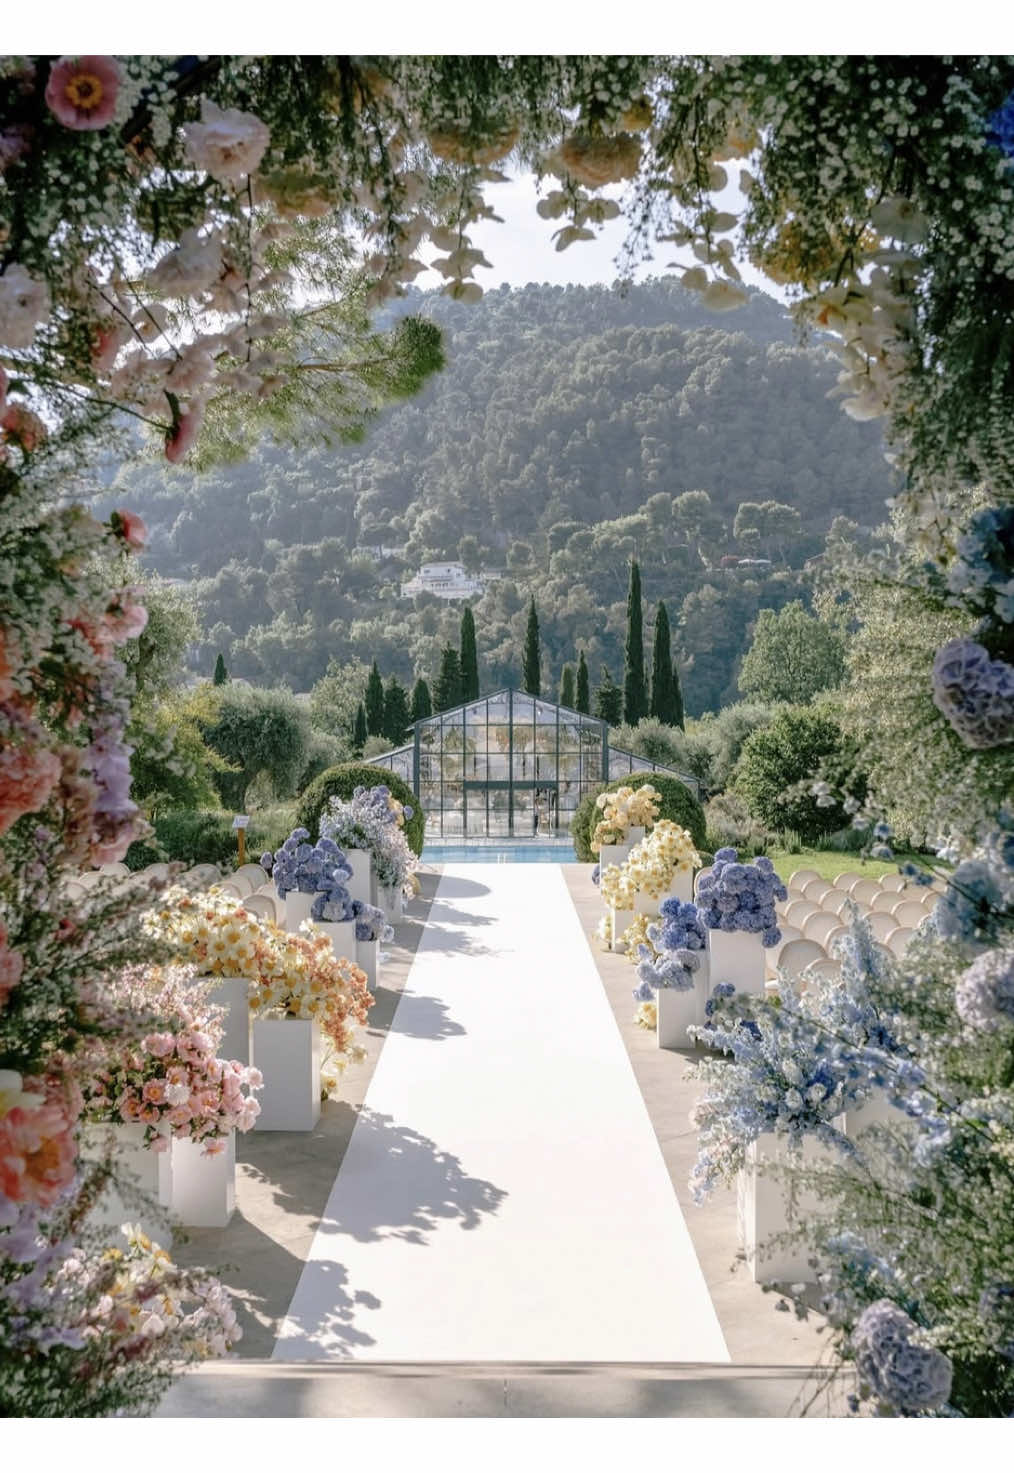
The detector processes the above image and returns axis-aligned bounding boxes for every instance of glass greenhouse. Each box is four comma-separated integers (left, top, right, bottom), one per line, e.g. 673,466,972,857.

372,688,700,838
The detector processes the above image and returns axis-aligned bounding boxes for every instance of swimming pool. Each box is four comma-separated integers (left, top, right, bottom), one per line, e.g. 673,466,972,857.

422,840,577,864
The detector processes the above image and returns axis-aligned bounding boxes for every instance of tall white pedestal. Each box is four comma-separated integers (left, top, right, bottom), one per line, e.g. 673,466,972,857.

599,842,633,872
346,849,372,907
708,927,766,1000
610,907,634,952
737,1133,829,1284
379,884,403,921
668,869,694,904
284,890,315,933
655,985,697,1050
171,1132,236,1228
253,1018,322,1131
316,919,356,962
206,976,252,1066
356,937,379,989
80,1123,173,1245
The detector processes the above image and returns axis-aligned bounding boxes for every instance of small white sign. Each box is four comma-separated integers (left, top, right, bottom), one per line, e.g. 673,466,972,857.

232,814,251,830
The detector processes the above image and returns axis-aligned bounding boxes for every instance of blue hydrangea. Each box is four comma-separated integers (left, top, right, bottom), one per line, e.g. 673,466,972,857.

636,899,708,992
986,91,1014,156
696,847,785,942
954,948,1014,1032
264,828,352,898
311,884,355,922
851,1300,953,1415
351,899,394,943
931,637,1014,750
934,858,1007,945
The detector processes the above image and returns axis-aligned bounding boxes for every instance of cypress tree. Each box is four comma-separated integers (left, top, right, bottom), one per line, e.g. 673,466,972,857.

522,596,541,696
594,666,623,726
434,647,463,712
558,663,576,709
672,658,686,731
649,601,677,724
383,676,411,745
575,650,590,714
352,702,368,755
365,660,385,736
622,558,647,725
212,652,228,685
459,605,480,701
410,677,432,722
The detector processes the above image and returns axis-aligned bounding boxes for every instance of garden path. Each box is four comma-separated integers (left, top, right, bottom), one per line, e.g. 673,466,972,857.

272,865,729,1362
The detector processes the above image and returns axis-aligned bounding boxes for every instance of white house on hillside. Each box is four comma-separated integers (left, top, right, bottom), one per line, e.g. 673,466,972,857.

400,562,486,600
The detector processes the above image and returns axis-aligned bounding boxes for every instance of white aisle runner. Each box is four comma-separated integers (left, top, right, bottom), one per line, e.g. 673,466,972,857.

273,865,729,1362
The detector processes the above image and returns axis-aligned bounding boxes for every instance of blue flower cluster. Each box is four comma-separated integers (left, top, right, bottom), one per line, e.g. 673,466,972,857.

352,784,414,825
351,900,394,944
261,829,352,899
930,637,1014,750
985,90,1014,157
934,856,1008,946
944,504,1014,625
635,898,707,993
696,847,785,945
954,948,1014,1033
310,884,355,922
851,1299,953,1415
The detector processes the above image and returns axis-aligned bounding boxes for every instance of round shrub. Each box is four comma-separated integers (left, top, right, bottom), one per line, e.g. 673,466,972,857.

731,706,855,843
295,763,426,856
571,773,707,863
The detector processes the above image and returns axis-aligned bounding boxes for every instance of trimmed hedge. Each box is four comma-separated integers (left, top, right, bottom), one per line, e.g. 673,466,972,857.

295,763,426,856
124,808,294,871
570,772,707,863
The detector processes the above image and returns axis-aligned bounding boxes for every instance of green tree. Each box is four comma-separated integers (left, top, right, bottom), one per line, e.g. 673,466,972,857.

558,663,576,709
594,665,623,725
212,652,229,686
522,596,541,696
649,601,679,726
672,658,686,732
383,676,411,745
433,646,463,712
575,650,590,714
197,684,313,811
121,573,200,702
622,559,647,725
732,707,850,842
738,600,847,705
365,660,386,736
308,658,371,757
411,677,433,722
352,702,368,756
459,604,480,700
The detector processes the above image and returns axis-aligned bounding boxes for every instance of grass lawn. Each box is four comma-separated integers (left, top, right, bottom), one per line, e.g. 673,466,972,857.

764,847,940,885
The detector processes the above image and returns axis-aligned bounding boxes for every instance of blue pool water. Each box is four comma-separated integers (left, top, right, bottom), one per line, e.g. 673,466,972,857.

422,841,577,864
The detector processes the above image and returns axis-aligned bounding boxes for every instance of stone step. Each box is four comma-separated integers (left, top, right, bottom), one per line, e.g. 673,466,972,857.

157,1360,849,1418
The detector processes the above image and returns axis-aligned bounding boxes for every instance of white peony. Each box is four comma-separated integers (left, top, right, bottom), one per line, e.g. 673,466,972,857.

184,98,270,186
0,264,51,348
147,228,223,299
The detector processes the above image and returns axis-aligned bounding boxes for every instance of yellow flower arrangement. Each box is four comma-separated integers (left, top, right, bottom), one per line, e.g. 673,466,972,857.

607,821,702,906
635,1000,658,1031
598,862,638,911
590,784,662,853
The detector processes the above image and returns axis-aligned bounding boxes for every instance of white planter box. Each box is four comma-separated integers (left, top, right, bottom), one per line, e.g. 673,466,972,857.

356,937,379,988
598,842,633,874
206,975,252,1066
610,907,634,952
252,1018,322,1132
284,889,315,933
737,1133,829,1284
80,1123,173,1244
668,869,694,904
627,826,645,845
345,848,372,907
708,927,766,1000
316,919,356,962
171,1132,236,1228
655,985,698,1050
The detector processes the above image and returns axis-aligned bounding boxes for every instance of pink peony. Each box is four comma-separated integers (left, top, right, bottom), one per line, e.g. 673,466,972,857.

45,56,122,131
166,1104,192,1128
202,1136,228,1156
110,508,147,550
141,1080,167,1106
102,595,148,645
165,402,204,463
1,403,47,453
0,716,62,836
0,1099,77,1207
183,98,270,185
0,924,24,1009
0,264,50,349
91,320,130,376
142,1032,175,1060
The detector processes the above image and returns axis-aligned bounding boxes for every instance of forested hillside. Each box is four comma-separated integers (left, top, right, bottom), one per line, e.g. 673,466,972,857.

104,278,897,715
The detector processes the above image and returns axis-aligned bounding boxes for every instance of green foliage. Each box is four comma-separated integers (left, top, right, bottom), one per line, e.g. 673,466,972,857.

308,657,370,752
121,573,201,703
609,717,685,769
738,600,847,705
704,792,776,855
733,499,802,561
353,702,368,755
594,665,623,725
691,700,775,795
195,683,312,811
558,663,576,709
383,675,411,745
459,605,480,701
125,806,294,871
732,706,851,842
410,677,432,721
433,646,463,712
522,595,541,696
129,689,233,818
297,729,346,794
571,772,707,863
649,601,678,725
362,735,394,759
213,652,228,685
295,762,425,855
575,650,590,714
623,559,647,725
672,659,685,731
365,660,386,736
